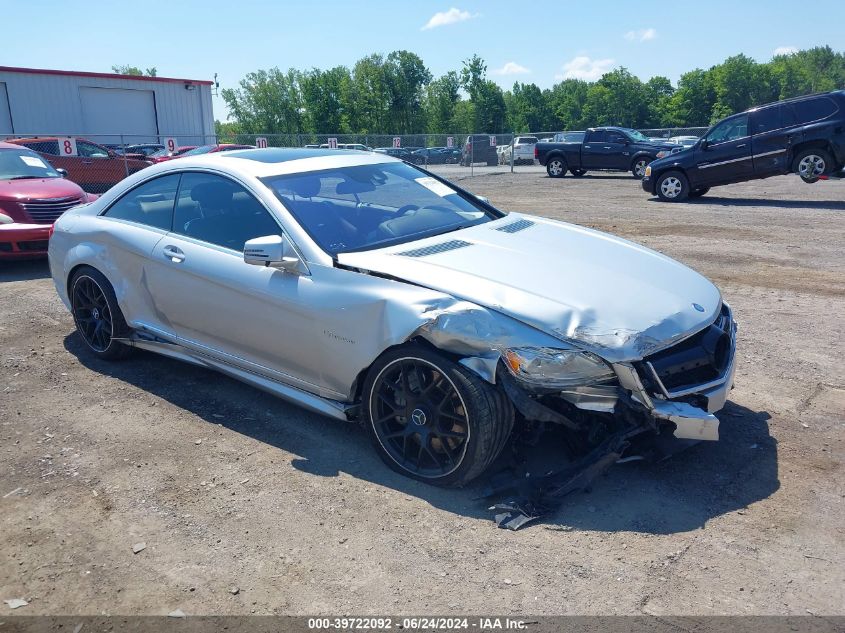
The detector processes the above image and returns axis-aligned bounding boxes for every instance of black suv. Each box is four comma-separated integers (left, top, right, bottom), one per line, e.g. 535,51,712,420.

642,90,845,201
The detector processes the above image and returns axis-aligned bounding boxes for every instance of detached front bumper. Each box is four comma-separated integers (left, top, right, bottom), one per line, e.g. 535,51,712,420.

0,223,51,258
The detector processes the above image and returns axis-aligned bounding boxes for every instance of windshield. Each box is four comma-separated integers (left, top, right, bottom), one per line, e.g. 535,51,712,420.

623,129,649,142
262,162,500,256
0,148,61,180
182,145,215,156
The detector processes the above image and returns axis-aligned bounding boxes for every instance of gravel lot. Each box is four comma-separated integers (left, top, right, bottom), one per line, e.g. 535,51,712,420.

1,170,843,616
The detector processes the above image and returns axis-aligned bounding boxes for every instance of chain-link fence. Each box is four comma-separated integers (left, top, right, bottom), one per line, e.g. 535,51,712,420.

2,126,711,194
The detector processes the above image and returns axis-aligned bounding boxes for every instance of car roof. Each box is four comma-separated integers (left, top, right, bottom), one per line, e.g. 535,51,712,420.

747,90,845,112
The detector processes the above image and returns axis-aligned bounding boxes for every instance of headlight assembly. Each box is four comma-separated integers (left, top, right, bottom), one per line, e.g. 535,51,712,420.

504,347,616,389
644,165,652,177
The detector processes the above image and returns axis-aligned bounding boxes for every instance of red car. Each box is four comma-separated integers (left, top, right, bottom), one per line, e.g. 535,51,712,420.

147,145,198,163
6,137,151,194
0,142,96,259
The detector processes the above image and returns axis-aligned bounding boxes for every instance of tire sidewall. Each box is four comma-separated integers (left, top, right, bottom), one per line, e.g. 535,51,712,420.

794,149,831,183
632,157,650,179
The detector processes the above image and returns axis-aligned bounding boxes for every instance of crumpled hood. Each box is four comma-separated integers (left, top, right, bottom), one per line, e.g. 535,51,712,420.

337,213,722,362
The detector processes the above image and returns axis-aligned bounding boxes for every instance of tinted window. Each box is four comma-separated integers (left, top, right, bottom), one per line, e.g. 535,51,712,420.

606,131,627,144
752,107,780,134
173,173,280,251
781,104,799,127
587,130,607,143
705,115,749,144
104,174,180,230
23,140,60,155
793,97,838,124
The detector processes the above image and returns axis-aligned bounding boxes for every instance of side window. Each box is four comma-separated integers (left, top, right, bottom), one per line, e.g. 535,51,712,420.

24,141,60,155
103,174,180,230
752,107,780,135
705,115,749,144
793,97,838,124
587,130,606,143
77,141,110,158
606,131,627,144
173,173,280,251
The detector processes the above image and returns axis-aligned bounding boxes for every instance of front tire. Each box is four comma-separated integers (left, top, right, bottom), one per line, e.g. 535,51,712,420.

546,157,567,178
632,157,651,179
793,148,833,183
70,266,132,360
363,345,514,487
655,170,690,202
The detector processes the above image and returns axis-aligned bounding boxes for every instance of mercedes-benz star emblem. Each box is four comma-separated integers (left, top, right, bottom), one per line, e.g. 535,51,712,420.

411,408,427,426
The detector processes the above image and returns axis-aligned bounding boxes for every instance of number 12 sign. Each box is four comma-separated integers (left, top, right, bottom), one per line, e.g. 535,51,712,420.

59,137,78,157
392,137,401,148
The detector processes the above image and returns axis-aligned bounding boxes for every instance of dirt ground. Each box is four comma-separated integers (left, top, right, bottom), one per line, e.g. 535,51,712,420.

1,170,843,617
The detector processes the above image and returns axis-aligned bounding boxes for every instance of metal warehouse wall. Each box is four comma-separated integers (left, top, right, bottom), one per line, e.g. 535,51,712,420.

0,69,214,144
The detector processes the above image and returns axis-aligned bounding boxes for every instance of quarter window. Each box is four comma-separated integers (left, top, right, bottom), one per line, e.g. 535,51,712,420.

793,97,838,124
77,141,110,158
103,174,180,230
173,173,281,251
23,140,60,155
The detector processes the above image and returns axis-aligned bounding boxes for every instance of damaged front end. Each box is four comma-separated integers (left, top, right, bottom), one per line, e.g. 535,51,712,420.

415,300,737,529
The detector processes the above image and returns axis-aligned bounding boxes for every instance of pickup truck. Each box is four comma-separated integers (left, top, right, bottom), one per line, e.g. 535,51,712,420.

535,126,676,178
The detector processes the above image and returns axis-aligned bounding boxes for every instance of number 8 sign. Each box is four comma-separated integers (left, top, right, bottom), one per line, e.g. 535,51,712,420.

163,137,178,153
59,137,78,156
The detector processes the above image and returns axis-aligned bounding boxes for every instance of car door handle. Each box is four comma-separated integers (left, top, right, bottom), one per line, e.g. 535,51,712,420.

603,146,612,149
736,143,747,148
584,145,591,149
82,160,93,164
163,245,185,263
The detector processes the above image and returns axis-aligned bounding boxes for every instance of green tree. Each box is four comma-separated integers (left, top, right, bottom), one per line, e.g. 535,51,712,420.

221,68,305,134
300,66,352,133
423,72,462,133
112,65,157,77
460,55,506,132
383,51,432,133
505,82,550,132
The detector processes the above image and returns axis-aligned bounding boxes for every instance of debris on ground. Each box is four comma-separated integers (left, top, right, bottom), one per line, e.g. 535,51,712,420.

168,609,186,618
229,586,240,595
4,598,28,609
132,542,147,554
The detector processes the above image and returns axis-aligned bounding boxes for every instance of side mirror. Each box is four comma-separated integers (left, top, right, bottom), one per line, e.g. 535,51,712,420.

56,168,68,178
244,234,309,275
699,139,709,150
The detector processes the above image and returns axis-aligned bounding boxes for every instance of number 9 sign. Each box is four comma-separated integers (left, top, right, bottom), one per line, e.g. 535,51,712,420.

59,137,78,156
163,137,178,154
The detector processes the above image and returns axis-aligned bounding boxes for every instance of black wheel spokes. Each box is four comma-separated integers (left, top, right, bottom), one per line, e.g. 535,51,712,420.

73,278,112,352
373,359,469,477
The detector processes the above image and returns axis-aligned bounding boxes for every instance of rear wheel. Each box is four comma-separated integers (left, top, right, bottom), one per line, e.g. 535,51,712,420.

632,157,651,179
546,157,567,178
793,148,833,183
689,187,710,199
363,345,514,487
655,170,690,202
70,266,132,360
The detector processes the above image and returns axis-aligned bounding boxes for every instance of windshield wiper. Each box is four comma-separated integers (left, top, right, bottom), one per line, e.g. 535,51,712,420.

9,175,51,180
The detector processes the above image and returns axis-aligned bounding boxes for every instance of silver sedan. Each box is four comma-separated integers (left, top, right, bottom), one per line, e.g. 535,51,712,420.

49,148,736,487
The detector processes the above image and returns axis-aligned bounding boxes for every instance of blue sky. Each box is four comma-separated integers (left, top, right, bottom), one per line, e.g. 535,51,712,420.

3,0,842,120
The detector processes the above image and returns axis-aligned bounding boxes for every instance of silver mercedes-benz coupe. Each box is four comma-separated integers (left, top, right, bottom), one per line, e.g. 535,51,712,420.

49,148,736,487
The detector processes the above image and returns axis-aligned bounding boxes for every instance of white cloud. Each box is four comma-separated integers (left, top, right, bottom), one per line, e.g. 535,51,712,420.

774,45,798,56
493,61,531,75
421,8,477,30
624,27,657,42
555,56,615,81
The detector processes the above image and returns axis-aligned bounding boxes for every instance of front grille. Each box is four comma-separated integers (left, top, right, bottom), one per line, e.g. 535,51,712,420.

396,239,472,257
636,304,734,398
21,197,83,224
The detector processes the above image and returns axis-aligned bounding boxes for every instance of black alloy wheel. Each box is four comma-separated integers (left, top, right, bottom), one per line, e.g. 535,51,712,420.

70,267,132,360
370,357,470,479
